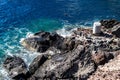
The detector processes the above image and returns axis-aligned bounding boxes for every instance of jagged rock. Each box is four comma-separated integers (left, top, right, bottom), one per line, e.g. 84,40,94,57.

3,56,28,80
21,31,64,53
91,50,114,65
28,45,96,79
21,31,79,53
60,37,76,51
17,21,120,80
100,19,120,28
74,47,96,79
88,55,120,80
91,51,106,65
29,55,48,75
112,23,120,38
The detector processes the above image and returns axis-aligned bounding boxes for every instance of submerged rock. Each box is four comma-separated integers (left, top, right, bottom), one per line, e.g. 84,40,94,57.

3,56,28,80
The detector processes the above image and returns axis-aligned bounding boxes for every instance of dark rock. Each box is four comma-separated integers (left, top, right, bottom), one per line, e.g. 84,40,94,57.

112,23,120,38
21,31,79,53
105,53,114,62
100,19,120,29
34,31,50,38
3,56,28,80
29,55,48,75
28,45,96,79
23,37,50,52
21,31,64,53
59,37,76,51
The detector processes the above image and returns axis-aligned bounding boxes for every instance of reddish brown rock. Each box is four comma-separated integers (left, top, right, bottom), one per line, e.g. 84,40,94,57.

91,51,106,65
88,55,120,80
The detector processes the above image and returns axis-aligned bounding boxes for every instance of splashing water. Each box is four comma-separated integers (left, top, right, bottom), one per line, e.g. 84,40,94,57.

0,27,40,79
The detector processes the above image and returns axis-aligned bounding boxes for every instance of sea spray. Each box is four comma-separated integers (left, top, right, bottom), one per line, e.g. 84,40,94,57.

0,27,39,79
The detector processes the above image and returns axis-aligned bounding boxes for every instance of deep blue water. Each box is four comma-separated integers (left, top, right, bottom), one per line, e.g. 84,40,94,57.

0,0,120,79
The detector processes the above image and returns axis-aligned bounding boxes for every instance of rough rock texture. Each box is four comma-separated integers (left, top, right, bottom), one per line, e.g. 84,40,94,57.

100,19,120,28
112,23,120,38
21,31,80,53
88,54,120,80
21,31,65,53
91,51,114,66
4,19,120,80
3,56,28,80
29,55,48,75
28,45,96,80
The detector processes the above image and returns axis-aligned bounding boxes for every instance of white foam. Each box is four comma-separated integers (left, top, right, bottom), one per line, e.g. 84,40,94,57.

0,27,38,79
0,66,10,80
56,28,73,37
56,23,90,37
26,32,34,38
19,38,25,43
0,22,93,79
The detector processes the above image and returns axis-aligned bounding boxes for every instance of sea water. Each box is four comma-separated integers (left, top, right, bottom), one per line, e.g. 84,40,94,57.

0,0,120,79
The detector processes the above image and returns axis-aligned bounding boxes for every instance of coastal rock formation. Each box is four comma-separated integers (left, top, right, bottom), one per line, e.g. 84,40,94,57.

21,31,64,53
28,45,95,80
3,19,120,80
3,56,28,80
88,54,120,80
21,31,79,53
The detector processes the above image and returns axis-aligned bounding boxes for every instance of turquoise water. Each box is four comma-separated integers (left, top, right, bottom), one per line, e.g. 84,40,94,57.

1,0,120,79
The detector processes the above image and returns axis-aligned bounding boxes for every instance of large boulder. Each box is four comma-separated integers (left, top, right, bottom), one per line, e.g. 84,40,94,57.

21,31,64,53
21,31,79,53
3,56,28,80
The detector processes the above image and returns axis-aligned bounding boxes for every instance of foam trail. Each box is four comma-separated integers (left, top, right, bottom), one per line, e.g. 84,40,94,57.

56,23,85,37
56,27,75,37
0,28,39,80
0,66,10,80
26,32,34,38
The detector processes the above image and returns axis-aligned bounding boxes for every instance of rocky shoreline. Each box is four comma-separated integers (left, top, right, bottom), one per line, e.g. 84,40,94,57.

3,19,120,80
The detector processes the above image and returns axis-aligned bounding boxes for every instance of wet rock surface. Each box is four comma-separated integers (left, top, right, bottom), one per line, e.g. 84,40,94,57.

3,19,120,80
3,56,28,80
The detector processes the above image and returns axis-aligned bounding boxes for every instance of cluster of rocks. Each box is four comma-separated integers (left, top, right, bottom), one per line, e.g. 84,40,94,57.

3,19,120,80
88,54,120,80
